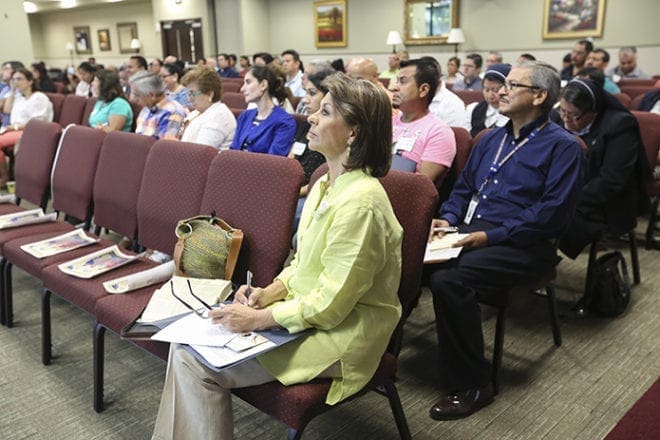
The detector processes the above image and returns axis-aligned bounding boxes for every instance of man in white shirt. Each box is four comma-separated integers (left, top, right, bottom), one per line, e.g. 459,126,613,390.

424,57,467,129
281,49,305,97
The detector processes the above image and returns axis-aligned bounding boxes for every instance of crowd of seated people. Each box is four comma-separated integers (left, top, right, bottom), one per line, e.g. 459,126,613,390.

2,45,657,435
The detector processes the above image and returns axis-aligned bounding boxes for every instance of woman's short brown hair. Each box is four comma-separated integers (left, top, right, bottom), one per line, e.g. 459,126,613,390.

181,66,223,103
322,73,392,177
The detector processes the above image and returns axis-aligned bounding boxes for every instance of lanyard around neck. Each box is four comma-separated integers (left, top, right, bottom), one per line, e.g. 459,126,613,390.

477,122,547,194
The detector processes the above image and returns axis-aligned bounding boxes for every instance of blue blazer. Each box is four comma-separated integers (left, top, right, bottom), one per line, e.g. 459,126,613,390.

230,106,296,156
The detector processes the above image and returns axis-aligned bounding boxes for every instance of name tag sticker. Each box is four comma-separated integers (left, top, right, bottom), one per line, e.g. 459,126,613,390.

291,141,306,156
394,136,416,153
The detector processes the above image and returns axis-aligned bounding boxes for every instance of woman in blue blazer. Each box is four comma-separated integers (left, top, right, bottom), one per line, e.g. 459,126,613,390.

230,65,296,156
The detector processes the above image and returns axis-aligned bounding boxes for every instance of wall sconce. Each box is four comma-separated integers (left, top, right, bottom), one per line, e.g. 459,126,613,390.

386,31,403,54
130,38,142,53
447,28,465,57
65,41,75,67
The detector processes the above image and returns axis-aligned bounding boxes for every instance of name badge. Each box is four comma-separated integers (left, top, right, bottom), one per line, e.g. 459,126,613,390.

394,136,416,153
464,194,479,225
291,141,306,156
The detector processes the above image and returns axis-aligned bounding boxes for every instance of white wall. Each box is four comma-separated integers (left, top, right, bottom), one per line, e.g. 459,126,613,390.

0,0,35,65
29,1,156,68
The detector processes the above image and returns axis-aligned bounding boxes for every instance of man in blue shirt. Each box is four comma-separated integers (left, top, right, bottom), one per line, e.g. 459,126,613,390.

427,61,585,421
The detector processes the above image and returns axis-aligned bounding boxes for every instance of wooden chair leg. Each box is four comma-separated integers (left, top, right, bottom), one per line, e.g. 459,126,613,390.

93,323,106,413
491,307,506,396
383,379,412,440
628,231,641,285
4,261,14,328
545,285,562,347
42,288,52,365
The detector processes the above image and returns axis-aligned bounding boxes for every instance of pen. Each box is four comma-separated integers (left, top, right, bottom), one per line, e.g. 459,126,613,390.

246,270,253,298
433,226,459,233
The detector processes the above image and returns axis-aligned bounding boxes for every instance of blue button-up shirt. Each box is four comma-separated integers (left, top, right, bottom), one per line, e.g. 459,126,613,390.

440,115,585,247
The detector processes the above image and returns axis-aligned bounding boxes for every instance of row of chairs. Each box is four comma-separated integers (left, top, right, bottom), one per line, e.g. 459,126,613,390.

0,119,439,438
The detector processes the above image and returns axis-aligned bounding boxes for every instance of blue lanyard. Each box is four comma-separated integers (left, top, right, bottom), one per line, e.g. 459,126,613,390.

477,122,547,194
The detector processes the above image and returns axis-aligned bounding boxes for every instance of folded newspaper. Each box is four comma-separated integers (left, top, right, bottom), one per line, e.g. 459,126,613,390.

424,233,469,263
0,208,57,230
103,260,176,294
21,229,100,259
139,276,233,323
0,194,16,204
58,245,143,279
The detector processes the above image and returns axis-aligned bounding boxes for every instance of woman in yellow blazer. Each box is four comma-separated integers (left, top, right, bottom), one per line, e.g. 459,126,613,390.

152,74,403,440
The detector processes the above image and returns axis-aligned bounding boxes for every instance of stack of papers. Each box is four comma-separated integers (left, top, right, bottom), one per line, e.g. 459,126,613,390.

58,245,142,279
21,229,99,259
424,233,469,263
0,208,57,230
0,194,16,204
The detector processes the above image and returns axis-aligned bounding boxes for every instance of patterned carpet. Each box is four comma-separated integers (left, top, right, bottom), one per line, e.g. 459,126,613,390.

0,224,658,439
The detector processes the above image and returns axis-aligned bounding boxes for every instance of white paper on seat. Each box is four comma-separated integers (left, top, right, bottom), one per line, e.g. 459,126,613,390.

0,194,16,204
57,245,142,278
0,208,57,230
139,276,233,323
21,229,100,259
103,260,175,294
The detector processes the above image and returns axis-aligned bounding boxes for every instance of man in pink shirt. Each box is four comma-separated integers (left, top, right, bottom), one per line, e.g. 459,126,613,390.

392,58,456,183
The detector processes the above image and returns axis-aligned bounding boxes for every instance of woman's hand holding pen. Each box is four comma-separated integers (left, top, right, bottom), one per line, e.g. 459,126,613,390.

233,278,288,309
209,304,275,333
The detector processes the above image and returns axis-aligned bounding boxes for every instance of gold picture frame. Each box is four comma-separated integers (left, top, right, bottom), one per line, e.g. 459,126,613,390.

314,0,347,48
97,29,111,52
542,0,606,40
117,22,138,54
404,0,459,45
73,26,92,54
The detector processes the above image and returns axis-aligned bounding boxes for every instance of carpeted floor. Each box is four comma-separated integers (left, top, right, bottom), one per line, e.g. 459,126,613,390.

0,224,658,439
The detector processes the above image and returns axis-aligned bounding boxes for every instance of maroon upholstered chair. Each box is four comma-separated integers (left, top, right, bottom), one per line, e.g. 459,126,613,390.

0,120,61,216
2,131,154,327
84,141,215,411
92,149,303,412
631,111,660,248
612,93,632,109
630,94,645,111
233,170,439,440
37,141,216,372
222,92,247,109
58,94,88,126
617,78,657,88
454,89,484,106
221,81,242,93
619,85,654,100
82,97,97,126
230,107,243,119
0,125,106,327
45,93,65,124
437,126,475,205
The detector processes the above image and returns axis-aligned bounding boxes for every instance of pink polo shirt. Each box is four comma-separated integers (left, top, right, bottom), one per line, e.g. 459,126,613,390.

392,111,456,171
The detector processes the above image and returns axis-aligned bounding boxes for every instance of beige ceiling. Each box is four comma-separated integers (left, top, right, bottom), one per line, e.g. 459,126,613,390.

25,0,148,14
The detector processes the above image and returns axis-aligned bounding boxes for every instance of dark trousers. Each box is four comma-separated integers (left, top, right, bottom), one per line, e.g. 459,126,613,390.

558,211,607,259
427,221,557,391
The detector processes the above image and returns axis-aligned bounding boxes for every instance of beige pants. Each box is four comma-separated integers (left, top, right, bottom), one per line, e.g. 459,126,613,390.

152,344,340,440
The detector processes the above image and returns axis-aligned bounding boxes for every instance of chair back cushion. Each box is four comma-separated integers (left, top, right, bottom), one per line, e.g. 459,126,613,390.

45,93,65,123
14,120,62,207
612,93,632,109
93,131,156,238
438,126,473,203
136,141,217,253
222,92,247,109
82,97,97,126
58,95,88,126
200,150,304,286
51,125,106,220
455,89,484,106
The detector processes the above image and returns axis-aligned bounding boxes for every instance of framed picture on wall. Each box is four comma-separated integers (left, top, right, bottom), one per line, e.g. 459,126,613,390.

73,26,92,54
542,0,606,39
117,22,139,54
313,0,347,48
97,29,111,52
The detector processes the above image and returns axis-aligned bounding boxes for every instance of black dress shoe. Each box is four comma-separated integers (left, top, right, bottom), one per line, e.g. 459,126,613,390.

429,384,494,421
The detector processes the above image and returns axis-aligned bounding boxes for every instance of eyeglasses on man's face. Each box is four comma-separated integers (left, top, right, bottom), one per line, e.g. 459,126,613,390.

170,279,214,319
502,81,539,92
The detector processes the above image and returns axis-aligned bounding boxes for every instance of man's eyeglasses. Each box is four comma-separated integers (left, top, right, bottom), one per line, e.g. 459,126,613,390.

558,108,585,122
502,81,539,91
170,280,214,319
